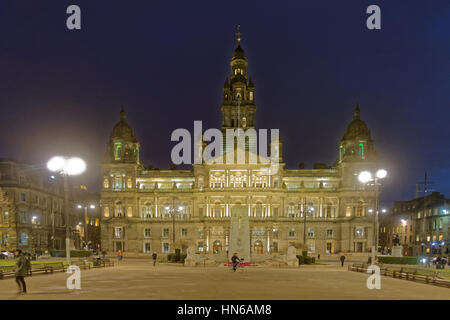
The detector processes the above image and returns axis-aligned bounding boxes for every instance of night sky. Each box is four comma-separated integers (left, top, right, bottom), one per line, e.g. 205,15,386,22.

0,0,449,207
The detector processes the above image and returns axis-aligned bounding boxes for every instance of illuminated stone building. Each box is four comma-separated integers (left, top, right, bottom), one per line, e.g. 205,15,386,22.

0,159,100,253
100,33,382,260
380,192,449,256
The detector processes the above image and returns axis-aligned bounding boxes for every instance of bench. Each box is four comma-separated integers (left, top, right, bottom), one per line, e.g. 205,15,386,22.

72,260,91,270
29,263,53,276
0,265,15,280
43,262,66,273
101,258,114,267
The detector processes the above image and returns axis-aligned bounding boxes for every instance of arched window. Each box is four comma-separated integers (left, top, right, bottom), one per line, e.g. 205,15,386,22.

142,202,152,219
242,117,247,128
127,178,133,189
104,207,110,217
103,178,109,189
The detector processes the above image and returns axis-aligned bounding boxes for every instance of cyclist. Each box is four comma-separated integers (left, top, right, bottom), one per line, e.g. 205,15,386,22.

231,253,241,272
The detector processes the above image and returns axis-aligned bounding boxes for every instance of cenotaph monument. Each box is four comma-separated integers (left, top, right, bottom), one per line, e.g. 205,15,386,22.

229,205,250,261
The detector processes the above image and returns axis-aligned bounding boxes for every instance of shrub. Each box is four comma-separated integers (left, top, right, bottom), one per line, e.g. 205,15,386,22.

168,253,187,263
50,250,92,258
302,250,308,258
377,256,420,265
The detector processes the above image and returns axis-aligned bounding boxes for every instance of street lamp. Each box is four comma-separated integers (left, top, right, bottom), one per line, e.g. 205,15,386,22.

47,156,86,264
166,199,183,254
77,204,96,249
358,168,388,264
301,200,314,250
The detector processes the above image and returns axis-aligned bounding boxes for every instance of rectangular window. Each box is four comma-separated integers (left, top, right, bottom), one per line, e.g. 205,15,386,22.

326,229,333,238
308,228,315,238
144,243,151,253
162,228,169,238
198,207,203,217
20,193,26,202
355,227,365,239
144,228,151,238
288,228,296,238
181,228,188,238
19,211,27,224
198,242,204,252
162,242,170,253
114,227,123,239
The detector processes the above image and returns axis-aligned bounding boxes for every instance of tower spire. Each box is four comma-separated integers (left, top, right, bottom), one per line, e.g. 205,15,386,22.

354,104,360,120
120,105,126,121
236,24,242,45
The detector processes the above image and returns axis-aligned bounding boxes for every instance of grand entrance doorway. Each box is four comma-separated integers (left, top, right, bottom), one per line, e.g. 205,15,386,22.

254,240,263,254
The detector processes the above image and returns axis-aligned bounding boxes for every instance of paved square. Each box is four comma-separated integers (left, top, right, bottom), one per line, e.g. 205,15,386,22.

1,260,449,300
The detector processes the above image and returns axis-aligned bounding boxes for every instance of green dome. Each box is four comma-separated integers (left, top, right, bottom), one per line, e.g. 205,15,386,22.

342,106,371,140
110,107,138,142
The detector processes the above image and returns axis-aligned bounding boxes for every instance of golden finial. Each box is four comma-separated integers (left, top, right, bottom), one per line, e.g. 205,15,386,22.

236,24,242,45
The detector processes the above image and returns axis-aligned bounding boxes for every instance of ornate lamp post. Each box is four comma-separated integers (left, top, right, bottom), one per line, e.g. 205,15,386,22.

47,156,86,263
358,169,387,264
165,198,183,254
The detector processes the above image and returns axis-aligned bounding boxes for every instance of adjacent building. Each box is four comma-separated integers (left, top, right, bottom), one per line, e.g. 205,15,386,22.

100,34,381,259
380,192,449,256
0,158,100,253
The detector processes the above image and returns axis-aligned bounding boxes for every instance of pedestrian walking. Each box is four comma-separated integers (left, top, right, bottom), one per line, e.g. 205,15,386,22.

367,256,372,265
102,250,106,260
317,254,320,260
152,252,157,266
14,249,30,294
339,253,346,267
118,250,123,261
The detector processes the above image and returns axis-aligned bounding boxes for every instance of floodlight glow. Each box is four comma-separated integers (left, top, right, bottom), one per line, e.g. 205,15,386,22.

401,219,407,226
47,156,65,172
358,171,372,183
77,205,82,209
368,209,373,213
90,205,95,209
382,209,387,213
178,206,183,211
376,169,387,179
65,157,86,176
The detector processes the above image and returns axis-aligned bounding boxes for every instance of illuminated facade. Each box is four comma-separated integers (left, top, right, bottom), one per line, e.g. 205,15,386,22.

380,192,449,256
100,36,381,259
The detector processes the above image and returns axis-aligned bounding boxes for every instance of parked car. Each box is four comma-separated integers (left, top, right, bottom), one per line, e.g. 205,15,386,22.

1,250,14,259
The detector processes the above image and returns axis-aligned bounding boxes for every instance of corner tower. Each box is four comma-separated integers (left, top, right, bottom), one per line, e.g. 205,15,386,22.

103,106,141,165
338,105,378,188
338,105,376,163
